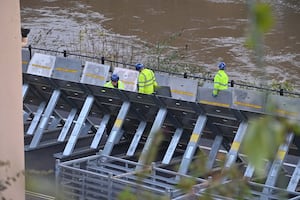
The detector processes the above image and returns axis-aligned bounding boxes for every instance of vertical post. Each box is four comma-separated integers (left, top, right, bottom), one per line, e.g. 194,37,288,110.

28,44,32,58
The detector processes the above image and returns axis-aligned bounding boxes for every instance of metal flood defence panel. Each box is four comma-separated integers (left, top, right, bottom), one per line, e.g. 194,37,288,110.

27,53,56,77
113,67,139,92
52,56,82,82
80,61,110,86
169,76,198,102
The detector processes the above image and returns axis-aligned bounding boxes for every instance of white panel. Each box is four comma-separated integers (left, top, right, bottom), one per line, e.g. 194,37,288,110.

27,53,56,77
113,67,139,92
80,61,110,86
169,76,198,102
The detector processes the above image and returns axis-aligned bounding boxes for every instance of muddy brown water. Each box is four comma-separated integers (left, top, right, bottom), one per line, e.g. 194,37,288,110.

20,0,300,91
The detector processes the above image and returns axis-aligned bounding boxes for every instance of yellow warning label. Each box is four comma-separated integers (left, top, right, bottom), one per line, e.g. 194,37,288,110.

277,150,286,160
190,133,200,143
114,119,122,128
199,100,230,108
55,67,78,73
234,101,262,109
171,89,194,97
32,64,51,70
231,141,240,151
85,73,105,80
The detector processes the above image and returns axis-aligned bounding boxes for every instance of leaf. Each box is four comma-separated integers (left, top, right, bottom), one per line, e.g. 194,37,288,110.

117,188,137,200
254,3,274,33
242,117,284,176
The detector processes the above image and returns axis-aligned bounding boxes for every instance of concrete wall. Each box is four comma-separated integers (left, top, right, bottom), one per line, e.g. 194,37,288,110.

0,1,25,200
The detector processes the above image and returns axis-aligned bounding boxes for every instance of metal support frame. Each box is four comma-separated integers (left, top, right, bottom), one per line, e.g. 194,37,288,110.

137,107,168,169
101,101,131,156
26,102,46,135
206,134,223,170
57,108,77,142
261,133,294,199
162,128,183,165
91,114,111,149
127,121,147,156
177,114,207,175
224,121,248,169
288,158,300,192
63,95,94,156
29,89,61,149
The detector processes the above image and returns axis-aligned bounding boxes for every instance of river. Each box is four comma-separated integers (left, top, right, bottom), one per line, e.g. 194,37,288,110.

20,0,300,91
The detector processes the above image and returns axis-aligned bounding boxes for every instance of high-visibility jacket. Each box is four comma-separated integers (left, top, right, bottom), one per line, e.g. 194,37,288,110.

138,68,158,94
213,69,228,96
104,80,125,89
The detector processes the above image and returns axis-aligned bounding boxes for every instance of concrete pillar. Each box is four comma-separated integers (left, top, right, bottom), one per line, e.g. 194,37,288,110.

0,0,25,200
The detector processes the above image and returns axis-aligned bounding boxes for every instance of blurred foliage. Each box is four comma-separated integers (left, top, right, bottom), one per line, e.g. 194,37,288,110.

254,3,274,33
243,115,300,177
245,2,274,49
271,80,294,92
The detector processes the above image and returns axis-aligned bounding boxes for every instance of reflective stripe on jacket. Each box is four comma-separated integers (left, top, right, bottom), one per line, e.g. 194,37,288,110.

138,68,158,94
104,80,125,89
213,70,228,95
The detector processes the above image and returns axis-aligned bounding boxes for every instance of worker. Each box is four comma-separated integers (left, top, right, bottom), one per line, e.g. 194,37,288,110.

135,63,158,94
212,62,229,97
104,74,125,89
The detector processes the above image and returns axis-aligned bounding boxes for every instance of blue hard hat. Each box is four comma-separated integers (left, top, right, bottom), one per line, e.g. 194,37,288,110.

218,62,226,70
111,74,119,82
135,63,144,71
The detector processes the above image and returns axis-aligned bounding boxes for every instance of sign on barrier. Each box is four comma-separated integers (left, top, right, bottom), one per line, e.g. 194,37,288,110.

27,53,56,77
266,94,300,120
52,56,82,82
80,61,110,86
197,87,232,108
169,76,198,102
232,89,266,113
113,67,139,92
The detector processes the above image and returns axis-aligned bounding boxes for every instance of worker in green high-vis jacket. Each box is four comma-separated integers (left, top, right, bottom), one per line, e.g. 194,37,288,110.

104,74,125,89
212,62,229,97
135,63,158,94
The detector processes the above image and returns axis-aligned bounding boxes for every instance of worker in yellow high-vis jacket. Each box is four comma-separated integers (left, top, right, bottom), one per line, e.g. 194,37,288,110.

104,74,125,89
135,63,158,94
212,62,229,97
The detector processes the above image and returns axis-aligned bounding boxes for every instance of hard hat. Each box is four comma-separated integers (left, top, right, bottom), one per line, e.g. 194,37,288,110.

111,74,119,82
135,63,144,71
218,62,226,70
